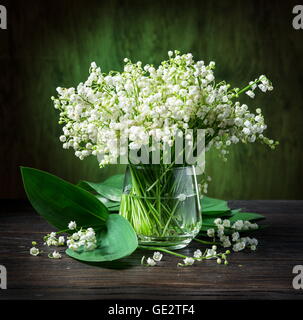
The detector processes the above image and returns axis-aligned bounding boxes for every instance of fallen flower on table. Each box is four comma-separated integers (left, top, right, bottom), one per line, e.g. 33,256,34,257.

29,247,40,256
48,250,62,259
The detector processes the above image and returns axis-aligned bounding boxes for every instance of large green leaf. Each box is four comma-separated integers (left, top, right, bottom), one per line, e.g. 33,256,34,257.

229,211,265,222
201,196,230,215
21,167,109,231
78,174,124,202
66,214,138,262
96,196,120,212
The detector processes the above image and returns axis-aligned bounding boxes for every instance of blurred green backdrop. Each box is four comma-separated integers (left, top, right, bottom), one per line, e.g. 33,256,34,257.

1,0,302,199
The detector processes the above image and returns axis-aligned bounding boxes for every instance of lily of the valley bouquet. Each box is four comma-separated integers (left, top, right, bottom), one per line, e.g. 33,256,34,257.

22,51,277,266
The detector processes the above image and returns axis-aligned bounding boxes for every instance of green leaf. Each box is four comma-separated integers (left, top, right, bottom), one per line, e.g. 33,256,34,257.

201,196,230,215
229,211,265,222
96,196,120,212
102,174,124,189
78,174,124,202
200,217,218,232
66,214,138,262
96,196,120,207
21,167,109,231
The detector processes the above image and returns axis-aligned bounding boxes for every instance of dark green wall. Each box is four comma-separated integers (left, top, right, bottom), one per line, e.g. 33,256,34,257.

1,0,302,199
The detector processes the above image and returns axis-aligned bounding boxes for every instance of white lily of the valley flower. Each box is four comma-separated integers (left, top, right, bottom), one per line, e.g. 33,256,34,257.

85,242,97,251
206,248,217,259
58,236,65,246
246,90,255,98
153,252,163,262
232,220,244,230
72,232,80,241
183,257,195,265
222,219,230,228
193,249,202,259
233,241,246,252
147,257,156,266
30,247,40,256
214,218,222,225
207,228,215,237
68,221,77,230
217,224,225,232
232,232,240,242
68,242,79,251
223,238,231,248
49,251,62,259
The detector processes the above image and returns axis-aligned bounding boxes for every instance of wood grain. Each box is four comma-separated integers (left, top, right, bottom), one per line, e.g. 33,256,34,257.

0,200,303,300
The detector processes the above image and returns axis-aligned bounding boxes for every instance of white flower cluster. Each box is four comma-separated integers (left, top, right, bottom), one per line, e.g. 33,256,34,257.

30,221,99,258
141,251,163,266
245,75,273,99
30,239,63,259
66,226,97,252
52,50,277,165
233,237,258,252
44,232,65,247
207,218,259,252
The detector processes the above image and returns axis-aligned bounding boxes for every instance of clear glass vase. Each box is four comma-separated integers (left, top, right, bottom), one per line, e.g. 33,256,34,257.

119,164,202,249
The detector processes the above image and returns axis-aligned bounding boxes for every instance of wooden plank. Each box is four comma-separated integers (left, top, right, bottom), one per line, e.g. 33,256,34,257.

0,200,303,300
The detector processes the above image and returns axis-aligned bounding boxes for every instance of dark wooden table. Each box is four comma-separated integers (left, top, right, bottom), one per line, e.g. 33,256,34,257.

0,200,303,300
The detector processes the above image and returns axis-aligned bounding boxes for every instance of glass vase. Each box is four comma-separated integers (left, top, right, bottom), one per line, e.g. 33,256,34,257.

119,164,201,249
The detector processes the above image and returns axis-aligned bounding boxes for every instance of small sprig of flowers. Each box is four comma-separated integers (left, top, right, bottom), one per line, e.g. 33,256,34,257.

43,232,65,247
29,241,40,256
140,246,230,267
141,251,163,266
245,75,273,99
207,218,259,252
29,221,98,258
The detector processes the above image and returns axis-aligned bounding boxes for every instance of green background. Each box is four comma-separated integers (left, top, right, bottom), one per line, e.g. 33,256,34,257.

1,0,302,199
